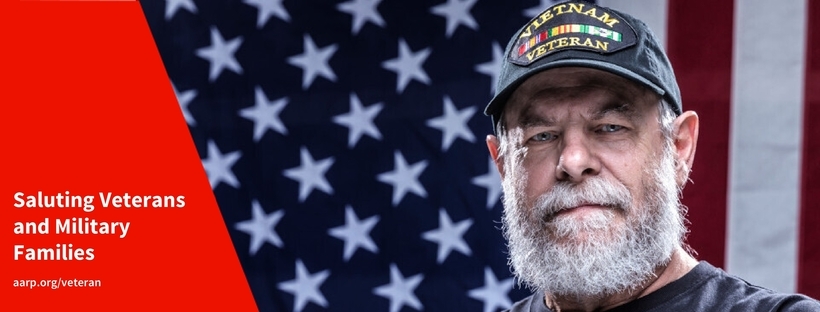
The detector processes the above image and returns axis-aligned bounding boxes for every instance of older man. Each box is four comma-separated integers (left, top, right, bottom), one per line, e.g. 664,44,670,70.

484,2,820,311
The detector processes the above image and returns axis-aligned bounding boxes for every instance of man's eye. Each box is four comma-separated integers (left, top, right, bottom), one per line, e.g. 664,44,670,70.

530,132,556,142
600,124,624,133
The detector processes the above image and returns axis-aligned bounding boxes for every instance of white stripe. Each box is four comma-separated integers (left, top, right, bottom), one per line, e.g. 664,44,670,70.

728,0,806,292
598,0,667,47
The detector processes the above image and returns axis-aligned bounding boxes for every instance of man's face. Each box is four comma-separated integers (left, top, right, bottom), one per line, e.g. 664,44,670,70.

502,67,664,227
493,67,685,297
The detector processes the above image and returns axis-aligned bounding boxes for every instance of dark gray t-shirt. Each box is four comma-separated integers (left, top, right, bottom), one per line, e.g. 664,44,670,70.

506,261,820,312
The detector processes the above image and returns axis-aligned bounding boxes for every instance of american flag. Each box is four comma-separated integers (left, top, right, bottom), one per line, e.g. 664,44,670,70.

139,0,553,310
139,0,820,310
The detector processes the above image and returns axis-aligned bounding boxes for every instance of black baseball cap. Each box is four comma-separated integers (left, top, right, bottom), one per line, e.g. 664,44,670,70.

484,1,682,131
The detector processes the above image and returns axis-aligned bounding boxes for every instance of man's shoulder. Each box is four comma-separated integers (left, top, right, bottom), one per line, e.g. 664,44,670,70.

500,262,820,311
712,269,819,310
656,261,820,311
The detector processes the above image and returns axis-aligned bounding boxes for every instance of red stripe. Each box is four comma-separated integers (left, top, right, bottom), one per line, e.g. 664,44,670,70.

665,0,734,267
799,0,820,299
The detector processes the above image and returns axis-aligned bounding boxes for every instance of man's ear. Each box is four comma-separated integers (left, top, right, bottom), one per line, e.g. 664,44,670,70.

673,111,699,187
486,135,504,179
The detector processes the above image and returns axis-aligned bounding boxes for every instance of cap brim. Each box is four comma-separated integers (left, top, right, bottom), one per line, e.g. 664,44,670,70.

484,59,667,122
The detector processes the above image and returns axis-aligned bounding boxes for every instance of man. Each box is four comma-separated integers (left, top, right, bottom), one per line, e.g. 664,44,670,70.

483,2,820,311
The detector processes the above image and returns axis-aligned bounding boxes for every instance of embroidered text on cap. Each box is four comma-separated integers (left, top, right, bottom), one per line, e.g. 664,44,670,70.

509,2,637,66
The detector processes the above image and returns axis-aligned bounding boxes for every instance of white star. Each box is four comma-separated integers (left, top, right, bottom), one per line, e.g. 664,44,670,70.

328,206,379,261
422,208,473,263
278,259,330,312
382,39,431,93
333,93,383,148
373,264,424,312
430,0,479,37
239,86,288,141
426,96,477,151
172,83,197,126
474,42,504,94
287,35,338,89
337,0,385,35
523,0,562,18
195,27,243,82
377,151,428,206
468,267,515,312
164,0,197,20
234,200,285,255
471,157,502,210
243,0,290,28
201,140,242,189
283,147,335,202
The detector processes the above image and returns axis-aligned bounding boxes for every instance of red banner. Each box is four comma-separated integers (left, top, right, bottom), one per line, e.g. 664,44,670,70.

1,1,256,310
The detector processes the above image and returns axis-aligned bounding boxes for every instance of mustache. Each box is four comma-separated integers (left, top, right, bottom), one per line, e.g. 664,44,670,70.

532,177,632,220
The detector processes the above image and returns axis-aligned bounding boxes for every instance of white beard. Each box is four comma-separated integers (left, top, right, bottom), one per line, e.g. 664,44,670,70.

500,135,685,299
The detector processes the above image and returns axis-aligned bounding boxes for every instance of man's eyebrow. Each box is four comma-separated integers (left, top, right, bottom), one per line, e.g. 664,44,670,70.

590,102,639,121
517,105,556,128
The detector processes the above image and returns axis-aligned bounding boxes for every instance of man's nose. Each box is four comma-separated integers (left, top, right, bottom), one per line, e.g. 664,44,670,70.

555,132,601,182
